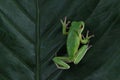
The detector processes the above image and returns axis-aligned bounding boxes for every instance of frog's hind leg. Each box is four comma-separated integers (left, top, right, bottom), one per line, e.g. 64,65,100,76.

74,45,91,64
53,57,71,69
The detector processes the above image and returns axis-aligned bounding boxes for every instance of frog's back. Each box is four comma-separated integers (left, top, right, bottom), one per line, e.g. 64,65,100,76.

67,29,80,60
66,21,83,60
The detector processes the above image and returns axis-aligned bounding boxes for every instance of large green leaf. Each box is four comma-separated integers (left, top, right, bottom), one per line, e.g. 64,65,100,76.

0,0,120,80
0,0,35,80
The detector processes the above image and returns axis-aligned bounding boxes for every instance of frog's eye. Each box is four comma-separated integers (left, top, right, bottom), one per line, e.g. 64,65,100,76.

79,21,85,29
80,25,84,29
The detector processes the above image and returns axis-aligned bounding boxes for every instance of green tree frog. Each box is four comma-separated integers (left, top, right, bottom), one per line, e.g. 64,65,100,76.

53,17,94,69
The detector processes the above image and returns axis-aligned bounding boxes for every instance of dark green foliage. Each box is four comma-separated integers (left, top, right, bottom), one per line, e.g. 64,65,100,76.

0,0,120,80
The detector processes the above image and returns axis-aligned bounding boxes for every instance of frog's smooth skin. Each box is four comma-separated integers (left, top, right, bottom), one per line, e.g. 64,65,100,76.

53,17,94,69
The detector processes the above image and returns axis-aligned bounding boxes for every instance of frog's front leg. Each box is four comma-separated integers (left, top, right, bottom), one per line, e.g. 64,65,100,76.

52,57,71,69
60,17,70,35
80,31,94,44
74,45,91,64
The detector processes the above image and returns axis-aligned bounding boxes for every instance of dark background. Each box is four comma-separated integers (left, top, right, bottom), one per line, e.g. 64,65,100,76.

0,0,120,80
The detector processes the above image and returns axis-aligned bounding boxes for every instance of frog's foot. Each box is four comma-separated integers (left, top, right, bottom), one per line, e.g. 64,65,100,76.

81,30,94,44
85,30,94,39
55,63,70,69
60,17,71,35
60,17,71,28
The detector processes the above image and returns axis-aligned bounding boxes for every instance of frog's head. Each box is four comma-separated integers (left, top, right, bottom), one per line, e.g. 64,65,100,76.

71,21,85,33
